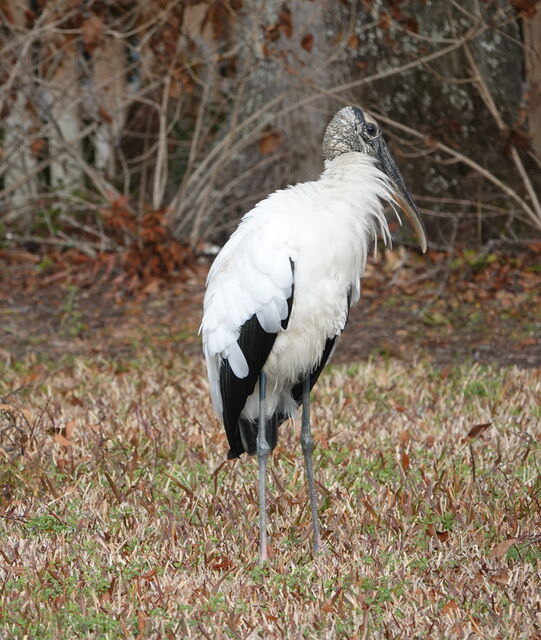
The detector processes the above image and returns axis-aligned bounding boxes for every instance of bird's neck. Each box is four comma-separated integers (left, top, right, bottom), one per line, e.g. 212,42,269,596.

318,151,393,246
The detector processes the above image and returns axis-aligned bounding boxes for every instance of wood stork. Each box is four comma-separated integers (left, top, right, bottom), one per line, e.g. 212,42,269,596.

201,106,427,561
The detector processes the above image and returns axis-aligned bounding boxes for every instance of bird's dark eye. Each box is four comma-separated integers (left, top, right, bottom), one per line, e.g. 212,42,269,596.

364,123,378,137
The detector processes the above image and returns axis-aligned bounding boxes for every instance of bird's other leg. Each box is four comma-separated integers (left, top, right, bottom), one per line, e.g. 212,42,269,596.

257,370,270,562
301,375,321,553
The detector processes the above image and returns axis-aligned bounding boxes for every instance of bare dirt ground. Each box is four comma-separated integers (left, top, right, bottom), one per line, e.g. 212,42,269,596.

1,244,540,369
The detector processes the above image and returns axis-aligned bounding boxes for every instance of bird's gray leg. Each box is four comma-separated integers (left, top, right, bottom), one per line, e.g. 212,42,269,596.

301,375,321,553
257,370,270,562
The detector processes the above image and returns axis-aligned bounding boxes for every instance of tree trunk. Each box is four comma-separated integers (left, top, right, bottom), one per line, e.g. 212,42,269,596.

524,8,541,159
2,0,39,218
92,35,128,179
46,43,84,190
171,0,341,243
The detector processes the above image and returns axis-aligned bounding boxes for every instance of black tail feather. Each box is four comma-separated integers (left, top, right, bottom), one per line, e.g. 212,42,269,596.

226,334,339,460
227,412,289,459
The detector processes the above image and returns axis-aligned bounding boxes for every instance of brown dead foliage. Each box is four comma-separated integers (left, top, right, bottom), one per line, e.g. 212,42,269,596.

0,201,195,298
100,200,195,292
0,354,539,638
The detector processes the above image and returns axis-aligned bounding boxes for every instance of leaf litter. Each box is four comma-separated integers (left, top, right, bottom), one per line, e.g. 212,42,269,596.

0,347,539,638
0,242,540,637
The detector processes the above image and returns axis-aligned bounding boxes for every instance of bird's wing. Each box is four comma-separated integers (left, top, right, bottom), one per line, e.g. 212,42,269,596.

290,334,338,405
202,231,295,457
290,282,354,404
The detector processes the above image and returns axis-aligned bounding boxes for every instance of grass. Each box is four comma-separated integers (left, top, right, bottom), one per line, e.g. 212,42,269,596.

0,351,540,639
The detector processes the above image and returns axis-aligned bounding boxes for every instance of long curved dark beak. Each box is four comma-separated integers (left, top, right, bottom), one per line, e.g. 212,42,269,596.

374,137,427,253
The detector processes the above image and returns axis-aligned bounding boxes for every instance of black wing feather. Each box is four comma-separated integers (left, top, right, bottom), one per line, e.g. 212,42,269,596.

220,260,295,459
256,335,338,448
255,282,351,446
290,283,353,403
290,335,338,404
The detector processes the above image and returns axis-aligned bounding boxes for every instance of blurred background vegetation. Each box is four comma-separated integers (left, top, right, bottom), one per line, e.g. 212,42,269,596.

1,0,540,256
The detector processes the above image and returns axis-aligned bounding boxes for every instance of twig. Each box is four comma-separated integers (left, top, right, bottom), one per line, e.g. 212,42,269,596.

463,43,541,230
371,111,540,229
152,73,171,210
170,29,483,239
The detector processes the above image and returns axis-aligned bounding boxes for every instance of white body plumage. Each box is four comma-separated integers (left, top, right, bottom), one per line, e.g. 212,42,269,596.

201,152,394,427
202,105,426,560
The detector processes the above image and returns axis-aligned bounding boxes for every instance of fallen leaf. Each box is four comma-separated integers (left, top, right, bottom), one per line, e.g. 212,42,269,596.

363,498,378,520
53,433,72,448
278,5,292,38
82,13,103,54
426,524,449,541
142,279,162,295
509,0,539,19
463,422,492,441
348,33,359,48
378,12,391,30
301,33,314,52
258,130,283,154
421,311,450,326
441,599,458,615
30,139,45,154
97,105,112,124
209,556,234,571
141,568,158,580
169,79,181,98
490,569,509,585
201,2,229,40
490,538,518,561
64,420,76,440
400,450,410,472
137,610,147,635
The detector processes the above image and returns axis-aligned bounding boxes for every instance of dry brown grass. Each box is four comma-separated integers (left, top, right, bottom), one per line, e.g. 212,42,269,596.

0,351,540,639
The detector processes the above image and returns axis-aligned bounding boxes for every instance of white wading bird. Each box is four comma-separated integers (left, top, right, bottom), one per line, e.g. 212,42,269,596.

201,106,427,561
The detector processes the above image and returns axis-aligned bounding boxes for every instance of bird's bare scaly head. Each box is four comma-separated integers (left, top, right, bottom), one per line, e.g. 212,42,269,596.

322,105,427,253
322,106,378,160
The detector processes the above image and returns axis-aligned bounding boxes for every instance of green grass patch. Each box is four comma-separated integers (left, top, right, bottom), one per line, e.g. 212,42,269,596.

0,354,539,638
